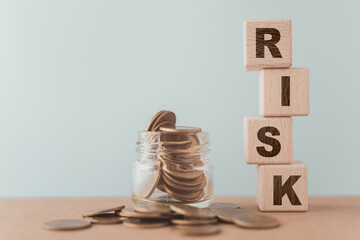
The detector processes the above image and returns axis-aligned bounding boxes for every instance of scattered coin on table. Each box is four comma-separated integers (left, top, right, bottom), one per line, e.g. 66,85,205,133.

134,204,172,214
117,208,172,219
216,208,246,223
82,205,125,217
43,202,281,233
170,203,216,219
84,213,127,224
171,224,220,236
123,218,170,228
233,212,280,229
171,218,218,225
43,219,91,231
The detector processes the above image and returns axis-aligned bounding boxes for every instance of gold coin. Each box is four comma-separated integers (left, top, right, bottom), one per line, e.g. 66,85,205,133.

162,170,206,188
134,162,161,198
84,214,127,224
159,132,189,142
134,204,171,214
82,205,125,217
117,208,171,219
150,111,176,131
159,141,192,151
233,211,280,229
156,178,166,192
161,177,205,194
161,173,206,192
187,134,201,147
123,218,169,228
152,121,174,132
43,219,91,231
170,203,215,219
162,164,203,179
171,218,218,225
160,160,204,173
208,202,240,209
215,208,245,223
158,154,201,165
165,153,201,162
162,181,205,202
145,110,166,131
160,126,201,133
159,153,203,165
171,224,220,236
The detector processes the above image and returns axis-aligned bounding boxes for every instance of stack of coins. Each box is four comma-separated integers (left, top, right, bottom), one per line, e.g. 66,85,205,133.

43,202,280,235
138,110,209,203
157,126,206,202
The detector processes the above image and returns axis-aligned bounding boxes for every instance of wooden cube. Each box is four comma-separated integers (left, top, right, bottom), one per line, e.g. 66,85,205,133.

243,117,292,164
244,19,292,70
259,68,310,116
257,161,308,211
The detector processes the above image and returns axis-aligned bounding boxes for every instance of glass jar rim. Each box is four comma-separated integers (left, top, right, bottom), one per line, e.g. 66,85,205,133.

136,130,210,155
138,130,209,137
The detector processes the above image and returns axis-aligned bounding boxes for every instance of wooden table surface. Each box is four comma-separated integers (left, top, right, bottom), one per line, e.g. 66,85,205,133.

1,196,359,240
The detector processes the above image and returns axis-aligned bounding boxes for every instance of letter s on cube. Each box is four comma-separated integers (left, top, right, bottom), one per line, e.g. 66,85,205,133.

243,117,293,164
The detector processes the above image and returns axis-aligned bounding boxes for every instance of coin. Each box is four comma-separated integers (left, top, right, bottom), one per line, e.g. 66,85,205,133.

162,169,205,187
147,111,176,132
43,219,91,231
134,204,172,214
171,224,220,236
123,218,169,228
215,208,245,223
159,141,192,151
160,126,201,133
208,202,240,209
161,173,206,192
171,218,218,225
233,211,280,229
159,132,189,142
170,203,215,219
162,164,204,179
82,205,125,217
161,177,204,193
152,121,174,132
145,110,166,131
117,208,171,219
169,189,205,202
84,214,127,224
134,162,161,198
160,160,204,173
157,178,166,192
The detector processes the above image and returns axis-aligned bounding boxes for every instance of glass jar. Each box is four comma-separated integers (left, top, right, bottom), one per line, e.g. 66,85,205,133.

132,130,213,207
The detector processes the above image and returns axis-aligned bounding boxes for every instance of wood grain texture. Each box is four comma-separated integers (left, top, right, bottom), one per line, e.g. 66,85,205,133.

1,197,360,240
259,68,310,116
243,117,292,164
257,161,308,212
244,19,292,70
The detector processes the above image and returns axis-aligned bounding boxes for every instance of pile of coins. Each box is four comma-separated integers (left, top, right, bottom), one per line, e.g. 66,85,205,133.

136,110,210,203
43,202,280,235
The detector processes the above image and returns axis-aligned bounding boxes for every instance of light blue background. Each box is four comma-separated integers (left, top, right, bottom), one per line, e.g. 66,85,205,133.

1,0,359,197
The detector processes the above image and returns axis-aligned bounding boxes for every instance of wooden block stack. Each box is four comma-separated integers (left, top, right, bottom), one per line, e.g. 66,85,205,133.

243,19,309,211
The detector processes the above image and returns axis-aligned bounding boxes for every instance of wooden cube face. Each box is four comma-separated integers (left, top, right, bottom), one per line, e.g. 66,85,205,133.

259,68,310,116
257,161,308,211
243,117,292,164
244,19,292,70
